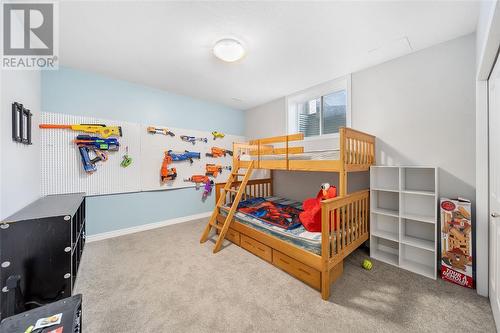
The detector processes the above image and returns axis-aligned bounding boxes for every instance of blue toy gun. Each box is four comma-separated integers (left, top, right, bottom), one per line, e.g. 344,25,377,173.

180,135,208,145
167,150,201,164
74,135,120,151
78,146,108,173
75,135,118,173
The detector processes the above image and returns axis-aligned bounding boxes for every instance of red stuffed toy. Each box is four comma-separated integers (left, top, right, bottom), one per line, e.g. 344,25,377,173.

299,183,337,232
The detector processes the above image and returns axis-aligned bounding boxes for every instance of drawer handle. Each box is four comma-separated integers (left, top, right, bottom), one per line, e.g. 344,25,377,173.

279,258,290,265
298,268,311,276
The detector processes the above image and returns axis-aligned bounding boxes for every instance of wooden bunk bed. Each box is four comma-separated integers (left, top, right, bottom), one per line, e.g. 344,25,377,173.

200,127,375,300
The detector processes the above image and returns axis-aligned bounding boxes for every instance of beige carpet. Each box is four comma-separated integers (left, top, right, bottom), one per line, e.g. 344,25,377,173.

75,219,495,332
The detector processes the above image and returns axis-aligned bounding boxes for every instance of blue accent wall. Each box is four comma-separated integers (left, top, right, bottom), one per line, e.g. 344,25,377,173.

42,67,244,235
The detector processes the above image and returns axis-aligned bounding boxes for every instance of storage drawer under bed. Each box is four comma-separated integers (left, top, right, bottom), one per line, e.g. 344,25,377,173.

272,250,321,290
225,228,240,246
240,234,272,262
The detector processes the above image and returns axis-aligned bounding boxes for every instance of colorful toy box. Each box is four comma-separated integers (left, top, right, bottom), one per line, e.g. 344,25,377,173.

440,198,473,288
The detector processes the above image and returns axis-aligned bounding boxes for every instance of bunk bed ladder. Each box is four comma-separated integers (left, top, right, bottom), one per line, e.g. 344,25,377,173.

200,160,255,253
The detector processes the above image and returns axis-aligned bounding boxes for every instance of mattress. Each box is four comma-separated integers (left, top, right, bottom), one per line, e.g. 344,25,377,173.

220,196,323,255
252,149,340,161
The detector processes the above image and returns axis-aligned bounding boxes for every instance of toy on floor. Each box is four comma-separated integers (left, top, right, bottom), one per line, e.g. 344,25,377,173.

147,126,175,137
362,259,373,270
205,164,231,177
299,183,337,232
212,131,225,140
180,135,208,145
121,146,132,167
205,147,233,158
39,123,122,138
167,150,201,164
160,152,177,182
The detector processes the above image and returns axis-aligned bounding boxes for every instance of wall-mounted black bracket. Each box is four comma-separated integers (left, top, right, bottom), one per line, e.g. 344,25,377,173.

12,102,32,145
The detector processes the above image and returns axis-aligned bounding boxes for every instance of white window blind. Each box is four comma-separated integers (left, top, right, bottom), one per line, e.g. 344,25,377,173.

289,78,349,138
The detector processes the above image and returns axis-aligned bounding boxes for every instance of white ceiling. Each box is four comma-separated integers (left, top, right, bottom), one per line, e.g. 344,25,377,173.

59,1,479,110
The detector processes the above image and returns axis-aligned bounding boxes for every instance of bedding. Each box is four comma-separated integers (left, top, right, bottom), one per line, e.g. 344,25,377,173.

220,196,323,255
236,197,302,230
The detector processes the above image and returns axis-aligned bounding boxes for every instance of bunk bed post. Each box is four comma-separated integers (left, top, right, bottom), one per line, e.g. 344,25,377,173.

232,142,238,171
339,127,347,196
321,200,331,300
269,170,274,196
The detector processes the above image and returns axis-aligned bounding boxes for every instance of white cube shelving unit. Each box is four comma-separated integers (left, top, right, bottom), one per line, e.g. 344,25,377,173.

370,166,438,279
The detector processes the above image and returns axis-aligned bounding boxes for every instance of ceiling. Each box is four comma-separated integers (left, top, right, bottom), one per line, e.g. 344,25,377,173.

59,1,479,110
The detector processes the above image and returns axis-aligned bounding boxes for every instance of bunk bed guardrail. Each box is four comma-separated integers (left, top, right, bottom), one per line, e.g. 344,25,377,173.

320,189,370,268
233,127,375,173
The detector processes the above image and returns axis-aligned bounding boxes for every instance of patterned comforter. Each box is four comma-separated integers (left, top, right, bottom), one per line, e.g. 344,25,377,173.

221,196,323,255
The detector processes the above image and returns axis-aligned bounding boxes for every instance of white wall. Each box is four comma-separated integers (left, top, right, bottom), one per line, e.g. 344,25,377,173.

352,34,475,201
0,70,41,219
246,34,475,200
245,97,287,139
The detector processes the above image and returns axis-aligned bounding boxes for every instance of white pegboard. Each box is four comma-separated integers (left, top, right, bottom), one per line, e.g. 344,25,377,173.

40,112,142,196
140,124,244,191
40,112,245,196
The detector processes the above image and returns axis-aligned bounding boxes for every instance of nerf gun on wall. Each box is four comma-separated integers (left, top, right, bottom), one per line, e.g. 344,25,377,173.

205,147,233,158
212,131,225,140
167,150,201,164
78,147,108,173
39,123,122,138
75,136,120,173
161,153,177,183
180,135,208,145
205,164,231,177
147,126,175,137
184,175,214,198
74,135,120,151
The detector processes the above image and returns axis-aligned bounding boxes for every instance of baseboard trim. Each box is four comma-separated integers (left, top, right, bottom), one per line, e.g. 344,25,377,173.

86,211,212,243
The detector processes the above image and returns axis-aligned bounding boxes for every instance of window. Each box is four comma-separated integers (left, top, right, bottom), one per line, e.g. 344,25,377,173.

288,76,350,138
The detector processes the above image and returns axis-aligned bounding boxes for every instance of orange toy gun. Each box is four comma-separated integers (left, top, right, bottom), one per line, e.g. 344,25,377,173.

147,126,175,136
205,147,233,158
185,175,210,184
184,175,214,198
39,123,122,138
184,175,214,188
160,153,177,183
205,164,231,177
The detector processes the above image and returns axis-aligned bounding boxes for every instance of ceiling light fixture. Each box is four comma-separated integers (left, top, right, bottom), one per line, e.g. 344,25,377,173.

213,38,245,62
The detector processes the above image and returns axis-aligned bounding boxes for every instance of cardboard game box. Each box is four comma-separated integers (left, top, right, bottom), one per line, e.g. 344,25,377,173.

440,198,474,288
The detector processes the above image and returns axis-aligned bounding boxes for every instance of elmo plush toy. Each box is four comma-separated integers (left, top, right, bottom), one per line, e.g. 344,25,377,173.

299,183,337,232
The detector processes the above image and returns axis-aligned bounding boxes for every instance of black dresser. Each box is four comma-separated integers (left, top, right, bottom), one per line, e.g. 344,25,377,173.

0,193,86,320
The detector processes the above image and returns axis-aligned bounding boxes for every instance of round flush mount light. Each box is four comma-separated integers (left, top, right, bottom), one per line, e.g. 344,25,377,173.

213,38,245,62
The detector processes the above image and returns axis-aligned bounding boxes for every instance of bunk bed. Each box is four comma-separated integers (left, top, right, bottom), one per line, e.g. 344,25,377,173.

202,127,376,300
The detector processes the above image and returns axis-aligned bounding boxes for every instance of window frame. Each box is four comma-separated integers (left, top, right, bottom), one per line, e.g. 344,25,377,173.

286,74,351,140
